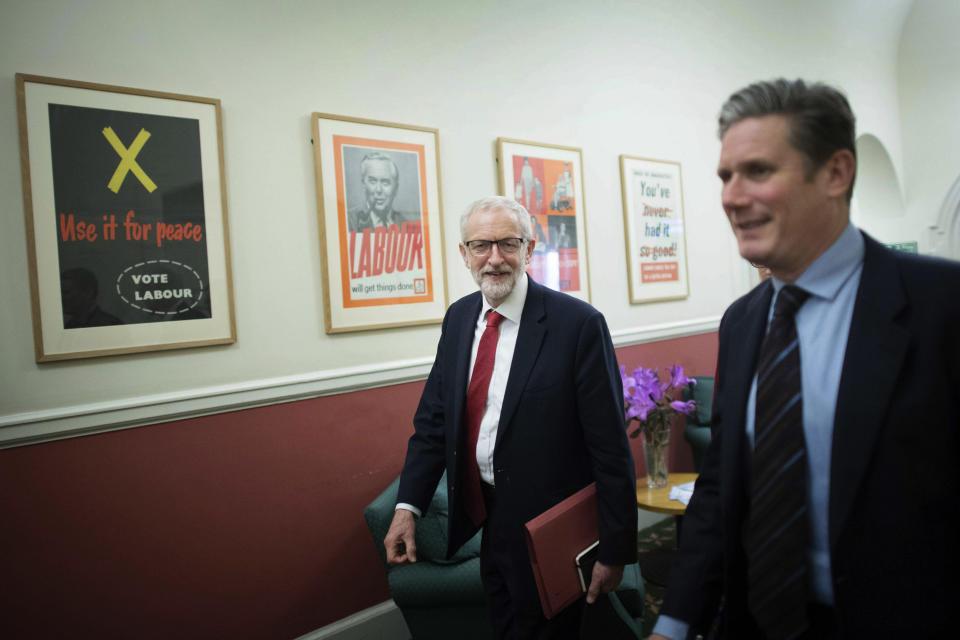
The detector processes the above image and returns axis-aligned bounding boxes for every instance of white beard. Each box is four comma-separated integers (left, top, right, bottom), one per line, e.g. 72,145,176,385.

473,254,527,304
479,273,516,302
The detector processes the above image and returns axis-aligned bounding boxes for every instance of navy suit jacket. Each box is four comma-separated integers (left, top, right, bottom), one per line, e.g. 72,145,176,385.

661,233,960,638
397,278,638,566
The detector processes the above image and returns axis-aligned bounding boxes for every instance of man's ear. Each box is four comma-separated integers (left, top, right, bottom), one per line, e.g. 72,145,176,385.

822,149,856,199
459,243,468,267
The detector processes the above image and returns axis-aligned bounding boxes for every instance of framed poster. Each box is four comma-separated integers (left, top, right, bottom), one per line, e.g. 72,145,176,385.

311,113,447,333
619,155,690,303
16,73,236,362
496,138,590,302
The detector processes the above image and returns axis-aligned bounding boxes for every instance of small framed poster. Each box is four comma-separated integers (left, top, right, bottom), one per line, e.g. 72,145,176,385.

619,155,690,304
16,73,236,362
496,138,591,302
311,113,448,333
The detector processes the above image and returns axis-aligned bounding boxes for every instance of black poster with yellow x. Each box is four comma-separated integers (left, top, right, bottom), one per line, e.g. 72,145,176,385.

48,103,212,328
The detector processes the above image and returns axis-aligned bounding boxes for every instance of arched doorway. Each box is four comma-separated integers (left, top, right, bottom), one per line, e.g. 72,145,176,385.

933,174,960,260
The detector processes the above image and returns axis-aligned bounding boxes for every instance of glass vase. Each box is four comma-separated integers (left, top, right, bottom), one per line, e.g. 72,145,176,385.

643,427,670,488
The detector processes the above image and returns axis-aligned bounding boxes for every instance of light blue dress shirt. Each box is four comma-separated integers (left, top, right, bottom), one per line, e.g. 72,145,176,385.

653,224,864,639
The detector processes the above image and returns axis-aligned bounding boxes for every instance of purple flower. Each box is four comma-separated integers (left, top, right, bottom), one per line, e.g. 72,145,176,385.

633,366,663,402
627,393,657,421
619,362,698,434
669,399,697,416
619,365,635,400
668,364,696,389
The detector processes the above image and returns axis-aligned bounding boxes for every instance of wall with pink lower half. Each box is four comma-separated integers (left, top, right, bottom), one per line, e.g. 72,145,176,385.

0,331,716,639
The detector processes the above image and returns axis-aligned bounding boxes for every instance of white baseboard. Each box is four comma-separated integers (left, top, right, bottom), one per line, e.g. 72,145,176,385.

0,316,719,449
294,600,409,640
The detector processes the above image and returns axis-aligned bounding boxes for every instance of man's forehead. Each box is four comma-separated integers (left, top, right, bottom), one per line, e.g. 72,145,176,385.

363,159,395,177
718,115,792,166
467,207,522,231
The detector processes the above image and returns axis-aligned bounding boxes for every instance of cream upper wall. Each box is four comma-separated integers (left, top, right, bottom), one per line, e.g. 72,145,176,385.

896,0,960,254
0,0,914,417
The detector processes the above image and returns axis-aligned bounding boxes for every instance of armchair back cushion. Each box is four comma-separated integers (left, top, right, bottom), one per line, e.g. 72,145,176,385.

364,472,481,566
683,376,714,426
682,376,714,473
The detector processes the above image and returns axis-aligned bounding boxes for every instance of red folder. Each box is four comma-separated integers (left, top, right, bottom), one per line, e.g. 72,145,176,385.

523,482,598,619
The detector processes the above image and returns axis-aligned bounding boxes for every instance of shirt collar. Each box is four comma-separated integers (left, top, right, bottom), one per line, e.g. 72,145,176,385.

480,272,528,325
770,223,864,302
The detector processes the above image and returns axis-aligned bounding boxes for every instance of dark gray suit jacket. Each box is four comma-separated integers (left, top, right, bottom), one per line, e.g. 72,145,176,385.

397,278,638,567
662,233,960,638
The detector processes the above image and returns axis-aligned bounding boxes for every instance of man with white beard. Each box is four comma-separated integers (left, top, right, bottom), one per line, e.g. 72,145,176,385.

384,196,637,638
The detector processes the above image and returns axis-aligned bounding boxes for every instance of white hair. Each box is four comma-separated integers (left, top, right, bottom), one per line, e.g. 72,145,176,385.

460,196,532,241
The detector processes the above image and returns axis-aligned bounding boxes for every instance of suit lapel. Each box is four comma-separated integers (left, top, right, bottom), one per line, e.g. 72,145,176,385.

495,280,547,449
452,294,483,441
722,282,773,490
829,235,909,546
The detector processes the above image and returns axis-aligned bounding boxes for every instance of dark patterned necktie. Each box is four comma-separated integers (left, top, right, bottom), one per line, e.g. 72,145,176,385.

463,310,504,527
746,284,811,639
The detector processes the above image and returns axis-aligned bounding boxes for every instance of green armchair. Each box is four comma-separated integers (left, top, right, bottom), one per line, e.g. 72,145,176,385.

363,472,493,639
682,376,715,473
363,473,646,639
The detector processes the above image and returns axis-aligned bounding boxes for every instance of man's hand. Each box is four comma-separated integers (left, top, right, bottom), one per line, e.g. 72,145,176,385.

384,509,417,565
585,561,624,604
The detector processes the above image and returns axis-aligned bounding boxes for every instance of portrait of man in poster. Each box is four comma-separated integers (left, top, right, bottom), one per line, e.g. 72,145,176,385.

344,149,422,233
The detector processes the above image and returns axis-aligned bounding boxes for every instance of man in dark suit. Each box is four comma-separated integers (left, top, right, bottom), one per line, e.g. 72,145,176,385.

651,79,960,640
384,196,638,638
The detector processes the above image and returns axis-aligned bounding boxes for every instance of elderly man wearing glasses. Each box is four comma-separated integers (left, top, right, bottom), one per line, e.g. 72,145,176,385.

384,196,637,638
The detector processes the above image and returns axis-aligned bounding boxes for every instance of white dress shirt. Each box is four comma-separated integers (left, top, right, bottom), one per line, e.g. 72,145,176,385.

470,273,528,485
395,273,529,515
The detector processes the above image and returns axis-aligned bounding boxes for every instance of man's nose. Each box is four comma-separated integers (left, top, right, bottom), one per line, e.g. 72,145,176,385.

721,176,749,210
486,244,505,264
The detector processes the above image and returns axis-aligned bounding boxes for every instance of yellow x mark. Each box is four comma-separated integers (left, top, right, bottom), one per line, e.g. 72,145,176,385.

102,127,158,194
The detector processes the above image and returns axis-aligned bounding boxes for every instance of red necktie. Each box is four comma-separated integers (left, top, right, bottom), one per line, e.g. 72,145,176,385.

464,310,505,527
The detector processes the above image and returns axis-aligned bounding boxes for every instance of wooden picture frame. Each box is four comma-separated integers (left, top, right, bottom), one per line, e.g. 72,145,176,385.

496,138,591,302
16,73,236,362
619,155,690,304
311,113,448,333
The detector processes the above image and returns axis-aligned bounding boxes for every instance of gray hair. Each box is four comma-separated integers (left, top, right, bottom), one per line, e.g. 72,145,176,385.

718,78,857,202
460,196,532,241
359,152,399,182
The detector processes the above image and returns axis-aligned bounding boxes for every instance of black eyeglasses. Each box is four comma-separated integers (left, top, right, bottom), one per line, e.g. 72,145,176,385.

463,237,526,257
